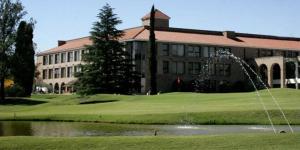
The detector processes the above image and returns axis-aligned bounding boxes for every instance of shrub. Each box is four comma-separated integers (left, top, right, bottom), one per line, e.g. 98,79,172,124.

5,84,26,97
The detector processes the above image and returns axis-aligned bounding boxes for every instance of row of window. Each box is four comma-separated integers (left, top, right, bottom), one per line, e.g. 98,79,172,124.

259,50,299,58
161,44,231,57
162,61,231,76
160,43,300,58
42,66,81,79
43,50,85,65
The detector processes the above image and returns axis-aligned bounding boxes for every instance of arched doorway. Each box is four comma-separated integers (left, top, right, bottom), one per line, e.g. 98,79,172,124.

48,83,53,93
259,64,268,87
286,62,296,88
54,83,59,94
272,63,281,88
248,63,258,82
61,83,66,94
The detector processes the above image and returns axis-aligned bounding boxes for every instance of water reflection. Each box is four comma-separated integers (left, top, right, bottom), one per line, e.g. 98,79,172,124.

0,121,299,137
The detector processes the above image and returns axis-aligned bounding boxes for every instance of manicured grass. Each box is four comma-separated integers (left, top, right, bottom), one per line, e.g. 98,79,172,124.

0,133,299,150
0,88,299,125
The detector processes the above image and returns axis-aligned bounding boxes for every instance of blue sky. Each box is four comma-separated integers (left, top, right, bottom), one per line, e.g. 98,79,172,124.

20,0,300,52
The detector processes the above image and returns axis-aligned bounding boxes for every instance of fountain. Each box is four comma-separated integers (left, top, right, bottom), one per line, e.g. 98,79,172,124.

215,50,294,133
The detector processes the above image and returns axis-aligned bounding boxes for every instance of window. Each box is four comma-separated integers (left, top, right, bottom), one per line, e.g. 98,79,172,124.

209,63,215,75
224,48,231,53
187,46,201,57
54,54,60,64
61,67,66,78
217,64,224,76
194,62,201,74
285,51,297,58
163,61,169,74
74,51,79,61
67,52,73,62
74,66,78,73
67,67,73,77
216,64,231,76
260,50,273,57
203,46,209,57
81,50,85,54
74,65,82,74
161,44,169,56
216,47,224,57
43,56,48,65
177,62,185,74
224,64,231,76
54,68,60,78
209,47,216,57
188,62,193,74
42,70,47,79
77,65,81,72
61,52,66,63
49,55,53,64
48,69,53,79
188,62,201,74
171,44,185,56
171,62,185,74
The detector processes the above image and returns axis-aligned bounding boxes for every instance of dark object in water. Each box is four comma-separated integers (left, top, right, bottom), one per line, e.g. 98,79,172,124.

154,130,158,136
279,130,286,133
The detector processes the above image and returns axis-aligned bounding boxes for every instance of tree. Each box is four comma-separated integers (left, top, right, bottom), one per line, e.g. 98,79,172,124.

11,21,35,97
75,4,140,95
0,0,26,101
148,5,157,95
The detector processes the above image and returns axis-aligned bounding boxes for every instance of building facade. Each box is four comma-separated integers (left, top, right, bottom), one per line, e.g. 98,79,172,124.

36,9,300,93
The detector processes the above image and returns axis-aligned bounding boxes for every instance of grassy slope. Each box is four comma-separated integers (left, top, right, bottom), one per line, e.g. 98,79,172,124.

0,88,299,124
0,134,299,150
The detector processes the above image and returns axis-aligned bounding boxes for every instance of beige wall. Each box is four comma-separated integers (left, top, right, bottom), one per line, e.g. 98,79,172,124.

36,49,83,93
37,40,300,93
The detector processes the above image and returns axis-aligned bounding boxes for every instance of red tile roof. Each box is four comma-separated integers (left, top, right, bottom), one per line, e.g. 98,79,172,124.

141,9,170,21
134,28,300,51
38,37,92,55
37,26,300,56
37,27,145,55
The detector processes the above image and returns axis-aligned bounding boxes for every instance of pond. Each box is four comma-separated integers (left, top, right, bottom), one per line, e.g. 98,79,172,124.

0,121,299,137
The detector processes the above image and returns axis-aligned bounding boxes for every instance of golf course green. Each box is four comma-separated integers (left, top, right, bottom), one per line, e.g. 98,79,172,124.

0,88,299,125
0,88,300,149
0,134,299,150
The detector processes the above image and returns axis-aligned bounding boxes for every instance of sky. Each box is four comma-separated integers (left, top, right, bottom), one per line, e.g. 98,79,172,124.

20,0,300,52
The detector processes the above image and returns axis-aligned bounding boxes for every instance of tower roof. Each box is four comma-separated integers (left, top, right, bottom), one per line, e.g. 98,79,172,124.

141,9,170,21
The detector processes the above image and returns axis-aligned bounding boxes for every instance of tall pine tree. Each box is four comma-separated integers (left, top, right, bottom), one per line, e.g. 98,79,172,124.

75,4,140,95
12,21,35,97
149,6,157,95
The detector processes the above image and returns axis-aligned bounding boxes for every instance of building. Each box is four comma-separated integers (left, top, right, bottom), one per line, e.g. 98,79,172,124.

36,9,300,94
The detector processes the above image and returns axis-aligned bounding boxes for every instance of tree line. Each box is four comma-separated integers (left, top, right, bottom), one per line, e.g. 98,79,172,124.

0,0,35,101
0,1,157,99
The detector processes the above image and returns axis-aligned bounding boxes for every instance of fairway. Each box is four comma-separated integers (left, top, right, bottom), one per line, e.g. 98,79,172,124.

0,88,299,125
0,133,299,150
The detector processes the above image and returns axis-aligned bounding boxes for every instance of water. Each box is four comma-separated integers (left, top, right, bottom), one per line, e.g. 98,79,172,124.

0,121,299,137
216,50,293,133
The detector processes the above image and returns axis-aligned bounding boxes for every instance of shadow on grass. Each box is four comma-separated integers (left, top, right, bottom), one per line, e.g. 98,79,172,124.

79,100,119,104
0,98,46,106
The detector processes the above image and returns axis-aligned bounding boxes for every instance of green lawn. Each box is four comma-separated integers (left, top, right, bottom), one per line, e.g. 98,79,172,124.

0,133,299,150
0,88,299,125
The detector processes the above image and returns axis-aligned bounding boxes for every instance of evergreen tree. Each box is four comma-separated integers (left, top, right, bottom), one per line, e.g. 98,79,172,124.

75,4,140,95
12,21,35,97
0,0,26,101
149,5,157,95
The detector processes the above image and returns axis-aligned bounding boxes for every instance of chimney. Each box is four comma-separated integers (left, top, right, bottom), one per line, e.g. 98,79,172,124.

223,31,236,39
58,40,66,46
